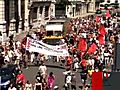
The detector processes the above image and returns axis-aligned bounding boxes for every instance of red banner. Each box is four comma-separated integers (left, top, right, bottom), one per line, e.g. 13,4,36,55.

98,25,106,36
96,16,100,22
78,38,87,52
88,43,97,54
98,34,105,45
106,10,111,18
92,72,103,90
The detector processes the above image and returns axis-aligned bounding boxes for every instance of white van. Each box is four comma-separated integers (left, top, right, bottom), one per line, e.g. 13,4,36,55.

45,24,63,36
45,19,66,36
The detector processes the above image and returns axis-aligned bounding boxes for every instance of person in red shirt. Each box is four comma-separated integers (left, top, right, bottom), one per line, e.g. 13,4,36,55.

80,59,88,70
66,56,73,69
16,70,26,90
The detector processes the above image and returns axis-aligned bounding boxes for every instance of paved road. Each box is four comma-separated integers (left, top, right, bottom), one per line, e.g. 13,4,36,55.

22,60,91,90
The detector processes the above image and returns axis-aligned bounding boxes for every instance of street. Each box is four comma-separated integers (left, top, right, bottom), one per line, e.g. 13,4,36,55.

22,60,91,90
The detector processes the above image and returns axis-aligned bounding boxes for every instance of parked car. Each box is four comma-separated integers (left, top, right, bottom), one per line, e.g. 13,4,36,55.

0,64,19,90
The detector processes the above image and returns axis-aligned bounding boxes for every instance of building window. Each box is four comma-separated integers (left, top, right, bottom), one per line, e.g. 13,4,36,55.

0,1,4,21
107,0,110,3
45,6,49,17
9,0,15,20
33,7,37,13
115,0,118,3
76,4,81,12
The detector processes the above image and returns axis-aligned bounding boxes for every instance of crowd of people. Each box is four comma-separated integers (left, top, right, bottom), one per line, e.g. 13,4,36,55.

0,10,120,90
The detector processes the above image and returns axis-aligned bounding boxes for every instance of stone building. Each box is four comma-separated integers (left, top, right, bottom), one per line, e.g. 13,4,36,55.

27,0,96,26
0,0,23,42
0,0,96,43
27,0,56,26
66,0,96,18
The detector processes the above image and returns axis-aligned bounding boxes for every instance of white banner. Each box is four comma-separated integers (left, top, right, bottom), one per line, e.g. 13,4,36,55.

39,40,68,51
26,37,69,56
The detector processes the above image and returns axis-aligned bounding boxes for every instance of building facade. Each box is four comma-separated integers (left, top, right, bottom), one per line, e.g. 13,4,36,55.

0,0,96,43
0,0,23,42
66,0,96,18
27,0,56,26
27,0,96,26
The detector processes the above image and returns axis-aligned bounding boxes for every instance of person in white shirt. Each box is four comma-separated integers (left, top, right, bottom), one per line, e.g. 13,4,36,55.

88,58,95,70
24,80,33,90
39,62,47,79
7,49,14,63
31,32,37,39
64,72,72,89
14,49,22,68
30,52,35,63
16,41,21,49
4,51,10,63
8,84,17,90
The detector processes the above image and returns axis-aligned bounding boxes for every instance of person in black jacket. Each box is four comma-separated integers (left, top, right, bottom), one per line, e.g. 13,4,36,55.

0,53,4,67
80,68,88,87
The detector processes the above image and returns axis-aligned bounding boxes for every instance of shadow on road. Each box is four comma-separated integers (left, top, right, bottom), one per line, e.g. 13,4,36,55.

28,64,66,69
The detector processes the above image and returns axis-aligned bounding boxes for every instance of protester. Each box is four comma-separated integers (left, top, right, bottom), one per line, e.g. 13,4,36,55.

0,53,4,67
35,72,43,83
38,61,47,79
0,9,119,90
47,72,55,90
80,68,88,87
71,73,76,90
64,71,72,90
8,83,17,90
34,80,42,90
24,80,33,90
16,70,26,90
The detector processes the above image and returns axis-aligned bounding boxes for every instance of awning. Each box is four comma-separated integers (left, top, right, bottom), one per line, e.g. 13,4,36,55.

45,24,63,31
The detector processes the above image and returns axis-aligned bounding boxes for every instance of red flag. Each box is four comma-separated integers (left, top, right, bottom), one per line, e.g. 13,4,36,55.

78,38,87,52
98,34,105,45
88,43,97,54
98,25,106,36
92,72,103,90
106,10,111,18
81,59,88,67
96,16,100,22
